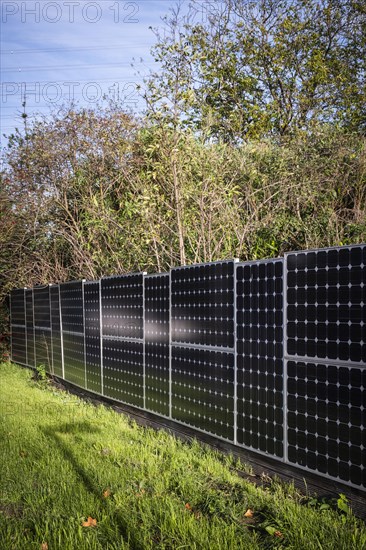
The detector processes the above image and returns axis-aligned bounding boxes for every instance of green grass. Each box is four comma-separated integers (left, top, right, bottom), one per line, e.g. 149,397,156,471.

0,362,365,550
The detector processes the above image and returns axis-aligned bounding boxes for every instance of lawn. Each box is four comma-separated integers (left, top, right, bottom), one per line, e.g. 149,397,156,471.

0,362,365,550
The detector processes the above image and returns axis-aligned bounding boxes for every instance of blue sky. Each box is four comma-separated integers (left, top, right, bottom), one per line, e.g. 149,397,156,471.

1,0,200,145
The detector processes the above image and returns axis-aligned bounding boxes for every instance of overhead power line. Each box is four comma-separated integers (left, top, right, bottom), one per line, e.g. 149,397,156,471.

2,61,156,73
1,44,150,55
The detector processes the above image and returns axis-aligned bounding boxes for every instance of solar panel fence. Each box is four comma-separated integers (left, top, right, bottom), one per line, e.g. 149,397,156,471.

9,243,366,492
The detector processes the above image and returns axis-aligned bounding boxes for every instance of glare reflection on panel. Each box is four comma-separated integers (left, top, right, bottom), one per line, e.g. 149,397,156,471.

101,273,144,407
50,286,62,377
144,274,170,416
101,274,144,340
84,281,102,394
60,281,85,388
171,260,235,348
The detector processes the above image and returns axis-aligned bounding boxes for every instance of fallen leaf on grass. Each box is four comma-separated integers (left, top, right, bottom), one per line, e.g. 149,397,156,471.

82,516,97,527
185,503,192,510
41,543,48,550
265,525,283,537
244,509,254,518
103,488,111,498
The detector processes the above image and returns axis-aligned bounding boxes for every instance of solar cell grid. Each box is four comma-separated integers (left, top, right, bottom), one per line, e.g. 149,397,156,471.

286,245,366,364
7,243,366,493
10,288,25,326
144,274,170,416
236,259,284,457
101,274,144,339
287,360,366,488
25,290,33,329
25,289,35,367
171,346,235,440
33,286,51,328
84,281,102,393
35,328,52,371
171,261,235,348
103,339,143,407
63,332,85,387
50,286,62,377
11,326,26,364
60,281,84,333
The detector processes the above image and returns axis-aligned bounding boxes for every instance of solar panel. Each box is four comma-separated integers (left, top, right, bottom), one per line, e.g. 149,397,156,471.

10,288,25,326
101,273,144,407
11,325,27,365
170,261,236,440
25,289,34,367
101,274,144,339
285,244,366,488
171,261,235,348
287,360,366,488
171,346,235,440
102,339,144,407
33,286,51,329
6,244,365,493
62,332,85,387
33,286,52,371
60,281,84,333
50,285,63,377
144,274,170,416
236,259,284,457
84,281,102,393
286,245,366,364
60,281,85,387
34,328,52,370
10,289,26,365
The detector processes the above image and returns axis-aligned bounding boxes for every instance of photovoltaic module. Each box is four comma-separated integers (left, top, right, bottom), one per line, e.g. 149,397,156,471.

9,244,366,492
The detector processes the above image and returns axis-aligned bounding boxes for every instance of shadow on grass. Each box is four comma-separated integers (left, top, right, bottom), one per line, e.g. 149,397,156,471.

41,421,143,549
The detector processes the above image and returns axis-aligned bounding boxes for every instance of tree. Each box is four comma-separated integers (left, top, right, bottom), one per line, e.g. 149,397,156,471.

2,106,142,284
146,0,366,142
